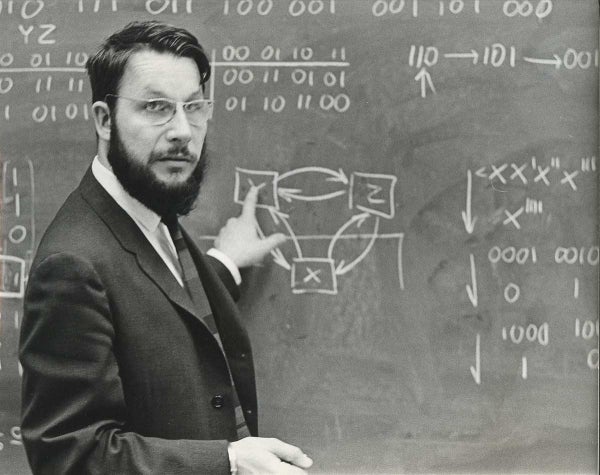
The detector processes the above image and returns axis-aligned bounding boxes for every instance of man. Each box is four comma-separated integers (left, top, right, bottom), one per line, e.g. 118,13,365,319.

19,21,313,475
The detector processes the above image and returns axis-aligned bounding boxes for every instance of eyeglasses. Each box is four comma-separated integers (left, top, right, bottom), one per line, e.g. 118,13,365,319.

105,94,214,126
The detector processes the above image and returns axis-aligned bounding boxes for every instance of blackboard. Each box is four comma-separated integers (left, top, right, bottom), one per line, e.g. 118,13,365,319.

1,1,598,473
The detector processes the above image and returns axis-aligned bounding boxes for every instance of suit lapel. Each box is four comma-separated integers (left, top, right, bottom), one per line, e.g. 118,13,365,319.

77,168,201,321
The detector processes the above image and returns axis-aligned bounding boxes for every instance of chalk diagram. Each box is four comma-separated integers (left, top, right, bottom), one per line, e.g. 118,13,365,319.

234,167,404,295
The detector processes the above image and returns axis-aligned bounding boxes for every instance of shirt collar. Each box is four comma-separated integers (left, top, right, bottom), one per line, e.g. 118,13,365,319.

91,156,162,233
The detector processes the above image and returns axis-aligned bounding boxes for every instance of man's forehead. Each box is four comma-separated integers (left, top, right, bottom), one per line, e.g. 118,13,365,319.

120,50,202,96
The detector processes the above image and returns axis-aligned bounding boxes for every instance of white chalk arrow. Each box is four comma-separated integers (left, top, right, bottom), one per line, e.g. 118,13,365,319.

271,248,291,270
461,169,477,234
466,253,478,308
523,54,562,69
255,223,291,271
334,217,380,275
276,167,348,202
470,333,481,385
414,67,436,98
444,50,479,65
278,187,347,203
277,166,348,185
327,213,378,275
267,207,302,259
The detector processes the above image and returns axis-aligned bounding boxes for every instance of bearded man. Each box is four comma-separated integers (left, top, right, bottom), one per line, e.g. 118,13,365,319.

19,21,313,475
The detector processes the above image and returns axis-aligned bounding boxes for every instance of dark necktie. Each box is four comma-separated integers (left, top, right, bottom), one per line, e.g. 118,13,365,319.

165,217,250,440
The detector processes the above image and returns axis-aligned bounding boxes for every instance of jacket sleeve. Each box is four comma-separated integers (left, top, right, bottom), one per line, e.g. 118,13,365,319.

206,254,241,302
19,252,231,475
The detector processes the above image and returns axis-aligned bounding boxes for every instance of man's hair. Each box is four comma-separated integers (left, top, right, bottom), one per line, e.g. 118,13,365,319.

86,20,211,103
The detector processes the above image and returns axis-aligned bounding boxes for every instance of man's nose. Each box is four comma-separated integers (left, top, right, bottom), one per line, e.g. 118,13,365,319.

165,104,194,143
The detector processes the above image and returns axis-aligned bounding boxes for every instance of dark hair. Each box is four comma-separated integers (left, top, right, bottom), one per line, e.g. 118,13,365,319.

86,21,211,104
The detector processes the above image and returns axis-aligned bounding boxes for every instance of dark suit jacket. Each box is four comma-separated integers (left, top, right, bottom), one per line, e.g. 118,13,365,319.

19,168,257,475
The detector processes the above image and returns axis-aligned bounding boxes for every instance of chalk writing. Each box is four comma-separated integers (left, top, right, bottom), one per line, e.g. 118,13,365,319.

502,323,549,346
502,0,552,19
0,426,22,450
504,282,521,303
587,349,599,370
574,319,599,340
145,0,193,15
17,24,56,45
409,39,597,97
554,247,599,266
77,0,119,13
488,246,537,265
223,0,336,16
470,333,481,384
0,0,45,19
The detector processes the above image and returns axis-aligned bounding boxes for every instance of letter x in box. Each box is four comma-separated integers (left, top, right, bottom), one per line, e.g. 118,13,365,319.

291,258,337,295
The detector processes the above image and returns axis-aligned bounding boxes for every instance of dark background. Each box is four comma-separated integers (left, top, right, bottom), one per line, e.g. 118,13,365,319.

1,1,598,473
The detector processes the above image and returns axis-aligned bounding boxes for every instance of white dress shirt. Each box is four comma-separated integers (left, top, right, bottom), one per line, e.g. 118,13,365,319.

91,156,242,287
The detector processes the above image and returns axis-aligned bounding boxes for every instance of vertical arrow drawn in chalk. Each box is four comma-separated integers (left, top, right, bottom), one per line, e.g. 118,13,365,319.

461,169,477,234
414,68,436,98
470,333,481,385
466,253,478,307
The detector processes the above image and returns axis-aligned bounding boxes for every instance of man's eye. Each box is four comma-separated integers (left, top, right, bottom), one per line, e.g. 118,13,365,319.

145,101,170,112
184,102,205,112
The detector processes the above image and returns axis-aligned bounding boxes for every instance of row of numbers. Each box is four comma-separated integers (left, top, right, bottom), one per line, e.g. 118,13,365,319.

223,0,335,16
224,93,350,113
221,68,345,88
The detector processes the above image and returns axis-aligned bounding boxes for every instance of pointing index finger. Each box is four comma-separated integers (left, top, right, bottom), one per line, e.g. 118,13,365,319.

241,185,260,220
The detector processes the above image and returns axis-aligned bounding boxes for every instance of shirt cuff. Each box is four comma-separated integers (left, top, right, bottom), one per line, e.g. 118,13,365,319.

227,443,238,475
206,248,242,286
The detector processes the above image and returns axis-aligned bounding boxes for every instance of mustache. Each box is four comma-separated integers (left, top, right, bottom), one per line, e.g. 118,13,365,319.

150,147,197,162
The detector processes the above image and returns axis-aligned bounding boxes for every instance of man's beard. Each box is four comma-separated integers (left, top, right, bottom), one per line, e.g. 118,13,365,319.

107,122,207,220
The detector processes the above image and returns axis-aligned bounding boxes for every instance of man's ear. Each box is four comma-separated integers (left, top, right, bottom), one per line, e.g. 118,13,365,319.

91,101,111,141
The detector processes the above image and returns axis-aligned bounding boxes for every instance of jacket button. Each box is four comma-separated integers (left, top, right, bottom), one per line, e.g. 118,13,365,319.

211,395,225,409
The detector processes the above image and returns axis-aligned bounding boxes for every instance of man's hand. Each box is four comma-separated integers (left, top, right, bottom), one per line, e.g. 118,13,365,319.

214,186,286,268
230,437,313,474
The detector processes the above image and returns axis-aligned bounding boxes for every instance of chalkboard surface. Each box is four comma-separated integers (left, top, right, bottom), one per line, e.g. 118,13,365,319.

1,1,598,473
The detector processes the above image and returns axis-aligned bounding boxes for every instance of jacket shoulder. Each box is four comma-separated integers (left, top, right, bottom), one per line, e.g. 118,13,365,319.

32,188,117,271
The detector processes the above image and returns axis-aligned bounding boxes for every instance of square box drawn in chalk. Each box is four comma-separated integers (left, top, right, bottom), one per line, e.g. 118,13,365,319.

0,255,26,298
291,258,337,295
349,172,397,219
234,168,279,210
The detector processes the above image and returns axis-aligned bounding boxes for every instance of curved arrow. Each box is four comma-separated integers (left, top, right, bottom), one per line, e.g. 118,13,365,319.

335,217,380,275
276,166,348,184
276,167,349,202
327,213,370,259
267,207,303,258
254,219,291,271
278,188,347,203
327,213,379,275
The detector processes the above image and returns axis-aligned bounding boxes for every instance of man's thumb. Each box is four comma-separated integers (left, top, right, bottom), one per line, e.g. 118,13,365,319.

262,233,287,251
268,439,313,468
